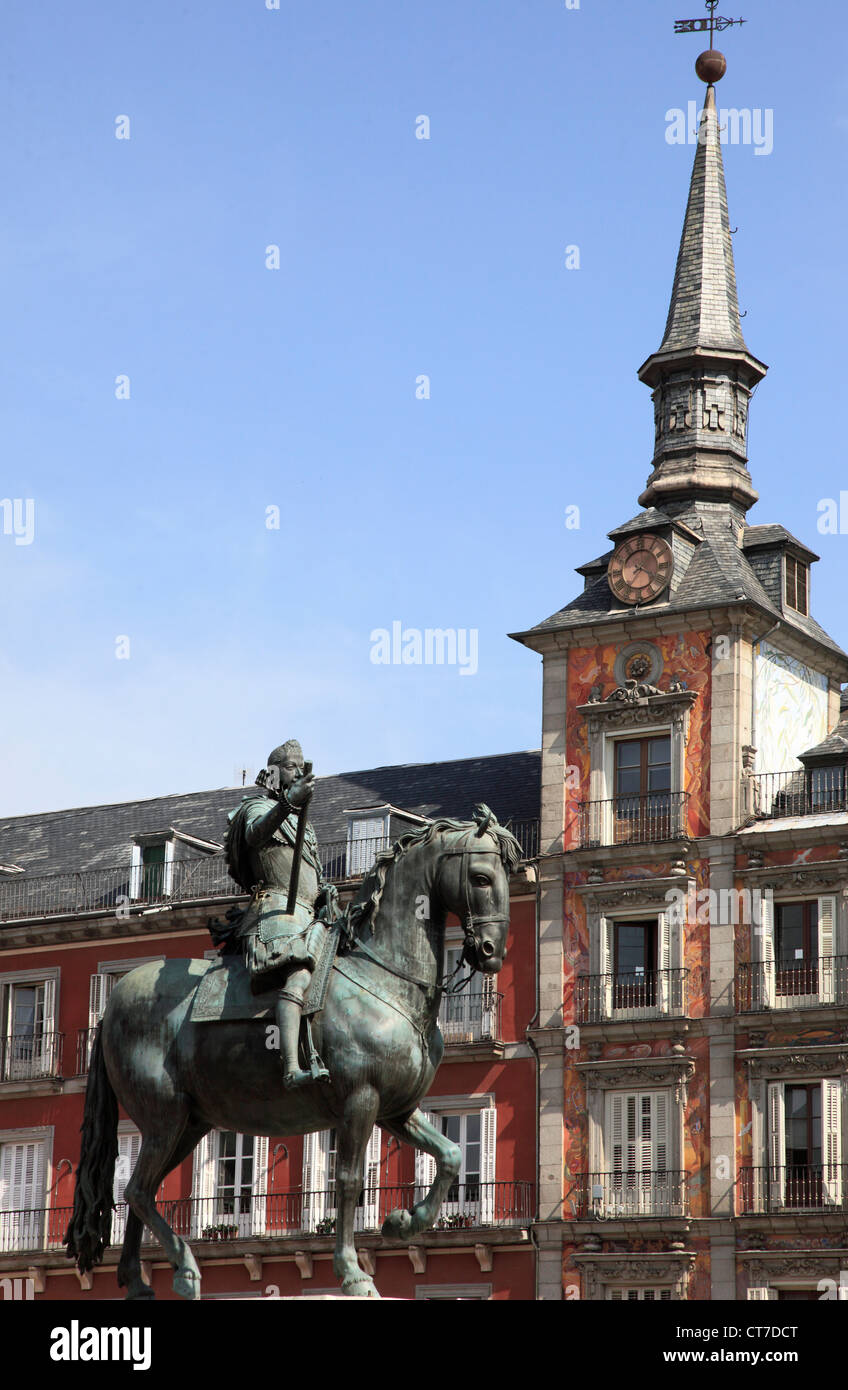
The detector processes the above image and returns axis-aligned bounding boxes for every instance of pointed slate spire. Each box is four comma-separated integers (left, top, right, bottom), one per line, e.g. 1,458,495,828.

659,85,746,355
638,69,767,516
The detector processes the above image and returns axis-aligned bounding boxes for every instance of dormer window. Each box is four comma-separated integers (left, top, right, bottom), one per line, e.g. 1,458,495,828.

785,555,808,616
129,836,175,901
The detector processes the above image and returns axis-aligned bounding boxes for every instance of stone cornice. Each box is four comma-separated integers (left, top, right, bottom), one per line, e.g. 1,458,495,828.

736,861,848,895
576,1055,695,1099
738,1043,848,1080
576,688,698,733
577,875,695,912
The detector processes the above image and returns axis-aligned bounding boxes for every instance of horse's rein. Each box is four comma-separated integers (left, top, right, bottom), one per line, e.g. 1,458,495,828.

437,833,510,981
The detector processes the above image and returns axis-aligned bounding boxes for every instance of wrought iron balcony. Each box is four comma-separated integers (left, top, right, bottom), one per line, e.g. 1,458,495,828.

438,990,503,1045
575,969,688,1023
738,1165,848,1215
0,1182,535,1254
0,1032,63,1083
736,956,848,1012
744,769,848,822
576,792,688,848
574,1171,689,1219
0,821,541,926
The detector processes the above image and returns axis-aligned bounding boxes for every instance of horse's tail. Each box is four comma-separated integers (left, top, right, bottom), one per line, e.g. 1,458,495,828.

65,1023,119,1272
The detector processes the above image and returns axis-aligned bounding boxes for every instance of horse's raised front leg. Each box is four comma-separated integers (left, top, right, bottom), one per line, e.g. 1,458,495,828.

332,1087,381,1298
381,1108,460,1239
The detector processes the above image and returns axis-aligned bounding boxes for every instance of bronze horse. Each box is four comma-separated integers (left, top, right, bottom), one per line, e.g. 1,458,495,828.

66,807,519,1298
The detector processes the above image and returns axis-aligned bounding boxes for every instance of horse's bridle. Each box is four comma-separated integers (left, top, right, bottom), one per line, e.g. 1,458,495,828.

437,831,510,985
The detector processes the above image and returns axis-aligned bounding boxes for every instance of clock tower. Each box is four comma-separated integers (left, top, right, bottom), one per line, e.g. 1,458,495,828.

511,37,848,1306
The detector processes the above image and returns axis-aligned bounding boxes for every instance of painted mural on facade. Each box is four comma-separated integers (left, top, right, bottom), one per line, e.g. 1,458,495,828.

753,640,828,773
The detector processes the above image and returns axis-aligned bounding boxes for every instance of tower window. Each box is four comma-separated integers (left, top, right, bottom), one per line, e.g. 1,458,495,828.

785,556,808,616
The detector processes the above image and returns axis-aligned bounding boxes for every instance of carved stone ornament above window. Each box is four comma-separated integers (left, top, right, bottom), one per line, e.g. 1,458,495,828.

574,1252,694,1301
576,1056,695,1102
576,687,698,738
577,875,695,913
739,1044,848,1081
742,1254,848,1283
738,864,848,895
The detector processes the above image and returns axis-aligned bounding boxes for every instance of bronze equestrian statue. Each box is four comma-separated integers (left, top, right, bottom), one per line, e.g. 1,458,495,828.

66,752,519,1299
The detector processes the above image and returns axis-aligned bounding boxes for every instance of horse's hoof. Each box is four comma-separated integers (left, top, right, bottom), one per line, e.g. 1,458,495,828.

381,1208,413,1240
342,1277,380,1299
173,1270,200,1301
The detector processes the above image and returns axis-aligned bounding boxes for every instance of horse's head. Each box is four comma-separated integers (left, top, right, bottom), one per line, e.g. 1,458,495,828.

436,805,521,974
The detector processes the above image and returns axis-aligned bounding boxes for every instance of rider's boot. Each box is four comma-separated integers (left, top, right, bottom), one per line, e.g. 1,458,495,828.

276,973,329,1088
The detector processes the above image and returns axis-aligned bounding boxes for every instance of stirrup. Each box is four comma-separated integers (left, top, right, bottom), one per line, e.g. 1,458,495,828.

283,1065,329,1089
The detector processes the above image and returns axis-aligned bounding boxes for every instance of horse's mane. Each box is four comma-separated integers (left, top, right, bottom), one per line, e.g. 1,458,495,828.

345,810,522,940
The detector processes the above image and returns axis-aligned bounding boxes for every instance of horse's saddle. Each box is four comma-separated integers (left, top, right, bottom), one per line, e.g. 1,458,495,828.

190,922,341,1024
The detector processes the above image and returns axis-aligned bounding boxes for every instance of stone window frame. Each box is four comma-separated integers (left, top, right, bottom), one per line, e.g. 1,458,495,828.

573,1252,694,1302
743,1046,848,1198
578,877,694,1019
577,689,698,846
576,1056,695,1182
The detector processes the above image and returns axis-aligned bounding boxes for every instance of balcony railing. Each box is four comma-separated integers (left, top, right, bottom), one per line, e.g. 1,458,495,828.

576,793,688,849
745,770,848,822
0,1182,535,1254
574,1171,689,1219
738,1165,847,1215
0,1032,63,1082
438,990,503,1045
736,956,848,1012
575,969,688,1023
0,822,540,926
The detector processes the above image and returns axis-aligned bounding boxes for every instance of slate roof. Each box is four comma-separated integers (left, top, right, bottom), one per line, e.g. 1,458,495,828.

0,752,541,877
742,525,819,563
511,508,848,664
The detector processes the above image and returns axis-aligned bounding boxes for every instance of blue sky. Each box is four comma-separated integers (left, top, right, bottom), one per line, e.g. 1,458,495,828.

2,0,846,815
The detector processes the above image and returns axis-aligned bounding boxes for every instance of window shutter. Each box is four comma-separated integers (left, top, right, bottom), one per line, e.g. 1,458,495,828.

818,896,836,1003
360,1127,382,1232
112,1131,142,1244
768,1082,785,1209
747,1286,777,1300
0,1141,45,1251
756,895,775,1009
822,1078,843,1206
302,1130,331,1231
191,1131,216,1237
479,1105,497,1224
657,911,670,1013
129,845,142,900
40,977,57,1074
601,917,613,1018
251,1135,269,1236
88,974,110,1030
415,1112,438,1202
163,838,175,896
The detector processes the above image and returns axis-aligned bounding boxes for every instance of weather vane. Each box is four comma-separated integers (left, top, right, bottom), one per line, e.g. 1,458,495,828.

675,0,746,41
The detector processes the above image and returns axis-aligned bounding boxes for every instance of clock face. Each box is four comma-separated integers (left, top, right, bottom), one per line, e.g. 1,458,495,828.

607,533,673,605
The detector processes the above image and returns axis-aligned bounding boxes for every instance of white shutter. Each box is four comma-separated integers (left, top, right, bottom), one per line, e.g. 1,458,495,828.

163,838,175,896
822,1079,843,1206
251,1135,269,1236
768,1082,785,1209
112,1131,142,1244
657,911,670,1013
747,1286,777,1300
481,974,496,1040
757,895,775,1009
601,917,613,1018
88,974,110,1030
818,896,836,1004
360,1127,382,1232
40,977,56,1075
191,1131,216,1237
479,1106,497,1224
302,1130,331,1231
129,845,142,900
0,1141,45,1251
415,1111,438,1202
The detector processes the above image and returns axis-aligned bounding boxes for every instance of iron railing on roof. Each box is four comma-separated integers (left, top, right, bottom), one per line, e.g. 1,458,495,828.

744,769,848,821
0,821,540,926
